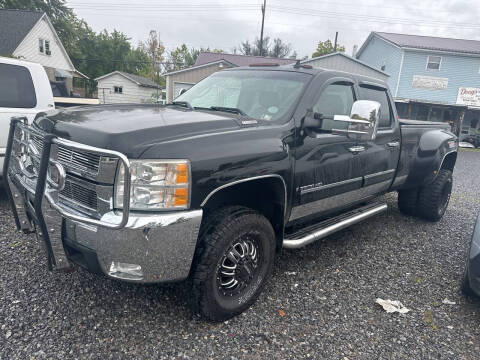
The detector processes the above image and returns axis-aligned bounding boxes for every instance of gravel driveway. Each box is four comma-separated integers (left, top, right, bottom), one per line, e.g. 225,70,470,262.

1,150,479,359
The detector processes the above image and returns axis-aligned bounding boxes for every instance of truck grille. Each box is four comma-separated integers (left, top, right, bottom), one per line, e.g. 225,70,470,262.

29,129,111,214
31,134,101,175
59,176,98,210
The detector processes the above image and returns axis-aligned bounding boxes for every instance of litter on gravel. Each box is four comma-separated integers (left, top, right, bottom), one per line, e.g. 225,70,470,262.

375,298,410,314
442,298,456,305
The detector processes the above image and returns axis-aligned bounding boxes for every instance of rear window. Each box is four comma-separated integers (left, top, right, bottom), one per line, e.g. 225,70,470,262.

0,63,37,108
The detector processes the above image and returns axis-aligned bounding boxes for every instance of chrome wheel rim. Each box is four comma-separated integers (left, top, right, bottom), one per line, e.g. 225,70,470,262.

217,237,260,297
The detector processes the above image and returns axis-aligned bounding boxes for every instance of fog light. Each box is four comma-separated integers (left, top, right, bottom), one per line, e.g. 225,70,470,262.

109,262,143,281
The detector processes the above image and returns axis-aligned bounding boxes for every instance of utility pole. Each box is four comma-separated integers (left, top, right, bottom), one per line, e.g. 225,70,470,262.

333,31,338,52
259,0,266,56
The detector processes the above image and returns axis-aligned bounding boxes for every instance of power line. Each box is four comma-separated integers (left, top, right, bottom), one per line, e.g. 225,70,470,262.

67,2,480,30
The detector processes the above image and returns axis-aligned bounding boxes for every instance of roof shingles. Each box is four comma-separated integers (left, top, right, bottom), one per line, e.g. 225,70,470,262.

0,9,43,55
375,32,480,55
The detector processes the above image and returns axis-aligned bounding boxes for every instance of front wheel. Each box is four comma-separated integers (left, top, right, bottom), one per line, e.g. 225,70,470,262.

191,206,276,321
417,169,453,222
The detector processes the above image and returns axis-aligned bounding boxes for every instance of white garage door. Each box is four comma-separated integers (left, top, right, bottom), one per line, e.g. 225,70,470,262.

174,82,194,99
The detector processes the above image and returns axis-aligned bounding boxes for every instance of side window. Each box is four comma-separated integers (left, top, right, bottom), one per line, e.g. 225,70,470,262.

359,85,392,128
0,63,36,108
313,83,355,131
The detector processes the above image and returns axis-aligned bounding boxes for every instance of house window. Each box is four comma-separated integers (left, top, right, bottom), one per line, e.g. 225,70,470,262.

114,86,123,94
426,55,441,70
38,39,44,53
45,40,51,55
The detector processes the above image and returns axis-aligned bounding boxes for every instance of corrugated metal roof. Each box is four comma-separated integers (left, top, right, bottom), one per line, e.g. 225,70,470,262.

194,52,297,67
375,32,480,55
0,9,43,55
302,52,389,76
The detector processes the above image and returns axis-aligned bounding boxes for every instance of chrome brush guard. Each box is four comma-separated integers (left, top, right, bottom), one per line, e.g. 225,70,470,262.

3,117,131,271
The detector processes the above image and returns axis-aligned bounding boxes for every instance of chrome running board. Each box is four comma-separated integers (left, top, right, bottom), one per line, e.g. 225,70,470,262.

283,202,388,249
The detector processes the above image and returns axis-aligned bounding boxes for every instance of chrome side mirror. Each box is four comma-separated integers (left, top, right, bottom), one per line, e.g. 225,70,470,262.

332,100,381,141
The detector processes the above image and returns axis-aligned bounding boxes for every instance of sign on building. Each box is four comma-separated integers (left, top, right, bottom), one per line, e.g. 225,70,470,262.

412,75,448,90
456,87,480,106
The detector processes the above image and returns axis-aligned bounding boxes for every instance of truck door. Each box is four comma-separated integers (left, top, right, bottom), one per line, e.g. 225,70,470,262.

356,83,401,193
290,79,363,222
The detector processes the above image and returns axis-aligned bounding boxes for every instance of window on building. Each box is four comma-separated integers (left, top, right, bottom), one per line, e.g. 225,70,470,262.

38,39,44,53
426,55,442,70
45,40,50,55
359,85,393,128
114,86,123,94
313,83,355,131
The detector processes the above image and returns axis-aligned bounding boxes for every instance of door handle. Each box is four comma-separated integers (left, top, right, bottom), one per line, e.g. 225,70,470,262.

387,141,400,148
348,146,365,154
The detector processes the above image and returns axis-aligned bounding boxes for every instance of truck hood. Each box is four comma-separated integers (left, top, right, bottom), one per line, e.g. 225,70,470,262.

35,104,242,158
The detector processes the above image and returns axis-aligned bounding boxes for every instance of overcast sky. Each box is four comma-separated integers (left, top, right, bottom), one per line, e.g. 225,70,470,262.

67,0,480,58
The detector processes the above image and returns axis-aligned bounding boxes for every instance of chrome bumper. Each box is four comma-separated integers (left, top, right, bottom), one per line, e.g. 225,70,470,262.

4,118,202,283
66,210,203,282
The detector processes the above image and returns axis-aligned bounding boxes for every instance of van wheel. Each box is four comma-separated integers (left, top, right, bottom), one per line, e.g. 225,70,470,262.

191,206,276,321
417,169,453,222
397,188,418,216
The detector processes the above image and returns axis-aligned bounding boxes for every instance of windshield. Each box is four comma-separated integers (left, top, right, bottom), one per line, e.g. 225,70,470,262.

174,70,311,121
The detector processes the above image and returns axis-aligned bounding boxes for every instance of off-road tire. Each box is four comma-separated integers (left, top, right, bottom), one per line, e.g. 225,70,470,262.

417,169,453,222
397,188,419,216
191,206,276,321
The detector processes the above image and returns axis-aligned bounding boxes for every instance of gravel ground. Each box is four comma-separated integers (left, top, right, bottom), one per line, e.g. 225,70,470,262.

1,150,479,360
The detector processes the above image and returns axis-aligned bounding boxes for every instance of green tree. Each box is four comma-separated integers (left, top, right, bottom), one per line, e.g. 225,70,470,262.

140,30,165,84
312,39,345,58
239,37,293,58
167,45,223,72
270,38,291,58
168,44,198,71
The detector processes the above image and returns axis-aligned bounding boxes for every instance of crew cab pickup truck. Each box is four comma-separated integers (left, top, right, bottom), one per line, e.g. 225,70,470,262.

4,64,458,321
0,57,54,177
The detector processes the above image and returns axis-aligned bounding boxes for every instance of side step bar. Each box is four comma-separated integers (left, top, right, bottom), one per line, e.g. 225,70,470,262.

283,203,388,249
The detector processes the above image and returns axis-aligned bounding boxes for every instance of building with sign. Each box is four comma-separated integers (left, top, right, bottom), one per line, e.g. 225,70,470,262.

357,32,480,145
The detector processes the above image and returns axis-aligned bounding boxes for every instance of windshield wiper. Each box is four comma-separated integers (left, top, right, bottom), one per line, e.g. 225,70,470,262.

171,101,194,110
209,106,247,116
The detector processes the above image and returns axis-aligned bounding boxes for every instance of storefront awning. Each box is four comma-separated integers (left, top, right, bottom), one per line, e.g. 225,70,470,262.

54,69,73,79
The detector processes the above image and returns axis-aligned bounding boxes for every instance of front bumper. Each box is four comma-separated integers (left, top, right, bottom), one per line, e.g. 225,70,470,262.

4,118,202,283
64,210,202,282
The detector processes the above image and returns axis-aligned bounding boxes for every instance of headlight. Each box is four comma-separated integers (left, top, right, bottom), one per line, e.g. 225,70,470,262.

114,159,190,210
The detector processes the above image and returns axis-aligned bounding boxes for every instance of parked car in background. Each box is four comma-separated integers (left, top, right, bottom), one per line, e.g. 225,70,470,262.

4,64,458,321
462,212,480,297
0,56,54,178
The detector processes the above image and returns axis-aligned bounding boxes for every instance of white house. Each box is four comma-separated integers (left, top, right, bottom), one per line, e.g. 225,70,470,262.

95,71,164,104
0,9,87,94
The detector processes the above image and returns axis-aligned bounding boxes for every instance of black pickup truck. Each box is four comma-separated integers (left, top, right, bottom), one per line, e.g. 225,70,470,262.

4,64,458,321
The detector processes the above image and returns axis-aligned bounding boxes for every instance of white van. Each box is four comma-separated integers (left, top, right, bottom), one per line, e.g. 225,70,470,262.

0,57,54,177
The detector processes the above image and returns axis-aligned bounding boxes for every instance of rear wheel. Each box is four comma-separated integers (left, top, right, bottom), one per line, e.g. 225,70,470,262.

397,188,419,216
191,206,276,321
417,169,453,222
